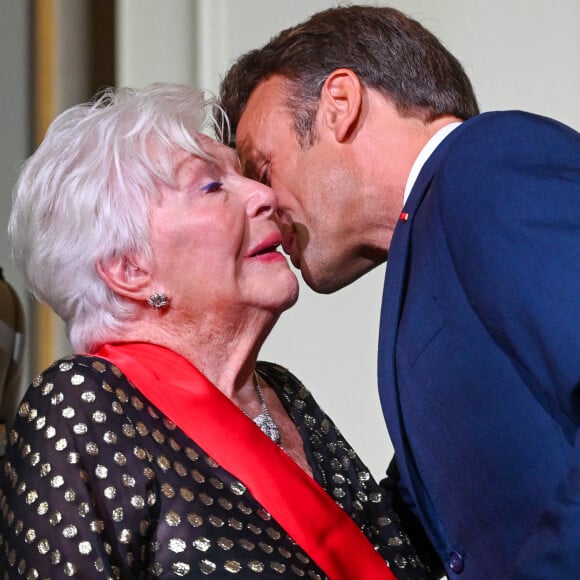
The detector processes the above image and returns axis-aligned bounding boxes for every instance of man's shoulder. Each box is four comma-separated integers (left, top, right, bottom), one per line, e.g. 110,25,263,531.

434,109,579,180
457,110,578,142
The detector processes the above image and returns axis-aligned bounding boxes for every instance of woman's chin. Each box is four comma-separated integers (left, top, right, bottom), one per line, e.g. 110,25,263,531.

272,275,300,314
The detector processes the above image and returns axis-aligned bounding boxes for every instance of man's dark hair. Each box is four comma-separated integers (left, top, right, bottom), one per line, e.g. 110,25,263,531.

219,5,479,147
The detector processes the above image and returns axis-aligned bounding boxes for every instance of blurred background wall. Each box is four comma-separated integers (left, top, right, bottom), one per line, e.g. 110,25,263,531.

1,0,579,476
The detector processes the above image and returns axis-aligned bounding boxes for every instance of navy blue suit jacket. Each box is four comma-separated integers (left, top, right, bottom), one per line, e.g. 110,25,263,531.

378,111,580,579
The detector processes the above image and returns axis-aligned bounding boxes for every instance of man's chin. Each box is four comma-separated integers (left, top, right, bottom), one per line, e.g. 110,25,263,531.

288,248,361,293
301,267,343,295
289,253,301,270
301,261,375,294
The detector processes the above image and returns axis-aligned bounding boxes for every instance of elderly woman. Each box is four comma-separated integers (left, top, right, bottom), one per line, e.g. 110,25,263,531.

0,85,436,579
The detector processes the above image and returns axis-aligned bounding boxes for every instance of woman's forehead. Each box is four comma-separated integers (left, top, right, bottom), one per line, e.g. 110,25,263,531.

170,142,239,186
196,133,240,166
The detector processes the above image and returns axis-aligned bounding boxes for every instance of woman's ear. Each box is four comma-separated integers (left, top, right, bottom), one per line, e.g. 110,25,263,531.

96,254,152,302
319,68,363,143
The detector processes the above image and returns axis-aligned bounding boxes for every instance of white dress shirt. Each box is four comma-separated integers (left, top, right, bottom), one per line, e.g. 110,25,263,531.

403,121,462,204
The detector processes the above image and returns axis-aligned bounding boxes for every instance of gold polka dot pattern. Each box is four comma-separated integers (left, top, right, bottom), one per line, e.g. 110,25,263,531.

0,356,433,578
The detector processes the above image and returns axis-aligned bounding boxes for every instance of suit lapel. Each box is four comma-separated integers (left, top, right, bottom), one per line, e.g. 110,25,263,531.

377,131,459,522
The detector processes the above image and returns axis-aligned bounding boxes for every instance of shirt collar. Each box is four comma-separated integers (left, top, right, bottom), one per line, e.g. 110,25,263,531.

403,121,462,204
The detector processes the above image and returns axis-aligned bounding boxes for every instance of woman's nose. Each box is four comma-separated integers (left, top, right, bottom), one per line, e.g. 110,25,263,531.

245,177,278,218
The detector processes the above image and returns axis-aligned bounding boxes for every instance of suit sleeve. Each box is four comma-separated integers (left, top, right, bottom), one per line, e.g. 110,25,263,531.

437,112,580,578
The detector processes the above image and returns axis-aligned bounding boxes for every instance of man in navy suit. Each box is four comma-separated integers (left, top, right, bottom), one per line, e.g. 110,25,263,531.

219,5,580,579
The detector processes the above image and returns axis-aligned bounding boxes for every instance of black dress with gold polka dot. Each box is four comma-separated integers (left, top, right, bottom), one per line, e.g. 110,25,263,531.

0,356,434,579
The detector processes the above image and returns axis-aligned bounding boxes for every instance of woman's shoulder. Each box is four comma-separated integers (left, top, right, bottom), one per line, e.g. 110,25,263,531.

256,361,313,402
30,352,127,381
13,353,131,424
256,360,301,387
30,353,129,389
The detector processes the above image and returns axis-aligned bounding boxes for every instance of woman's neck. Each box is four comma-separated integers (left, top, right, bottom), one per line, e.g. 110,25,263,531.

115,306,278,399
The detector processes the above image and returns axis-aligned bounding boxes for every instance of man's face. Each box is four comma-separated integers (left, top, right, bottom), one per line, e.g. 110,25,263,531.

235,76,372,294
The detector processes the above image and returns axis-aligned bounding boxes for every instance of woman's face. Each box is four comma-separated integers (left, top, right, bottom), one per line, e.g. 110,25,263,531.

148,136,299,323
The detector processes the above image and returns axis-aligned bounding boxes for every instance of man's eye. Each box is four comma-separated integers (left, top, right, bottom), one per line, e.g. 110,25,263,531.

200,181,223,193
258,170,271,187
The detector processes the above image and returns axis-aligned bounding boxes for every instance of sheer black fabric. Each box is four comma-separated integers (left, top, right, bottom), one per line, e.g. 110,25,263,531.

0,355,433,578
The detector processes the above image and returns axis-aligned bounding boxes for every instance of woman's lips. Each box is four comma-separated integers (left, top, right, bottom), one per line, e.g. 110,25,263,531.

247,232,287,262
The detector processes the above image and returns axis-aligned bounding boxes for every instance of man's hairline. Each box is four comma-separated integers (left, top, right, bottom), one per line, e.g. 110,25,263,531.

235,70,446,153
234,73,318,152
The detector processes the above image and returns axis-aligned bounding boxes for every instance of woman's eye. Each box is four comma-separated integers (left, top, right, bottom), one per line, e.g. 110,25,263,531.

200,181,223,193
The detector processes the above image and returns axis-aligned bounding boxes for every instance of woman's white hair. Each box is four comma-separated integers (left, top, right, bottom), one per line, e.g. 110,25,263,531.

9,83,227,353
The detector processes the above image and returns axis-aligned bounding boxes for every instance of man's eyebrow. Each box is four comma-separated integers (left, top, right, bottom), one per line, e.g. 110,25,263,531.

243,160,256,177
236,135,271,179
239,154,261,178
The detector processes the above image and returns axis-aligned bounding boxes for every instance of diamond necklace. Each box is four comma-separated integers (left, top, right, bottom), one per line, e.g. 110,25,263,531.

251,371,282,445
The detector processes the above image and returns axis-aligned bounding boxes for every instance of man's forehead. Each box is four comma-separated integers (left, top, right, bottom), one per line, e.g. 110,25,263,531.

248,75,291,107
235,77,295,167
238,78,293,133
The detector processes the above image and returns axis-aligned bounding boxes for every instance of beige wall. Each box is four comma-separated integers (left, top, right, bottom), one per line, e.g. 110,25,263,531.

0,1,100,422
1,0,574,474
0,2,32,422
117,0,580,478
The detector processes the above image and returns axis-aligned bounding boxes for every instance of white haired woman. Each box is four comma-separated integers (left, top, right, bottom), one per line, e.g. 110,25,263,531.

0,84,435,579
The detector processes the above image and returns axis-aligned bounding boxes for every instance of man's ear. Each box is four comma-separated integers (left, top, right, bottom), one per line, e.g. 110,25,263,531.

96,254,152,302
319,68,363,143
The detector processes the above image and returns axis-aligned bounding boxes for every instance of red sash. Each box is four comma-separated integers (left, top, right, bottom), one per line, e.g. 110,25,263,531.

95,342,394,579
